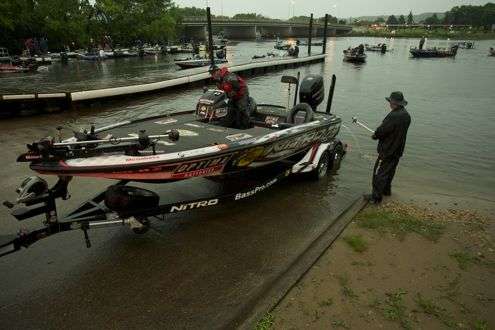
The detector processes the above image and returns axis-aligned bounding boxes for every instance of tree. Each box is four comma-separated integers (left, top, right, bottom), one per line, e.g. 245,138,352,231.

374,17,385,23
386,15,398,25
95,0,175,45
424,13,440,25
407,11,414,24
444,3,495,28
398,15,406,25
232,13,267,20
288,15,311,22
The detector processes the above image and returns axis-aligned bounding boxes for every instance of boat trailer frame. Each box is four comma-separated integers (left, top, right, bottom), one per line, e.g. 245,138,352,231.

0,167,295,258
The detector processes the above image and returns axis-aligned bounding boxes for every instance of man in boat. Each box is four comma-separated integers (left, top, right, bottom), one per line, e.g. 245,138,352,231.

381,43,387,53
365,92,411,204
209,66,251,129
419,36,426,50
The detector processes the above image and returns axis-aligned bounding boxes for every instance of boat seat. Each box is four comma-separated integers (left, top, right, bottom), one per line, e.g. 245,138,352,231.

287,103,314,125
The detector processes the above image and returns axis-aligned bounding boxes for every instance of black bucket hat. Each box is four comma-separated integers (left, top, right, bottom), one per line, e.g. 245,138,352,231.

385,91,408,106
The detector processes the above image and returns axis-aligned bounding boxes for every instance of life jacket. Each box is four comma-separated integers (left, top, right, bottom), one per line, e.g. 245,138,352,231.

215,67,247,100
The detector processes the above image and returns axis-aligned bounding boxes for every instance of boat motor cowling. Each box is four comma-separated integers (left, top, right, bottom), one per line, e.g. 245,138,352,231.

196,89,228,120
299,74,324,111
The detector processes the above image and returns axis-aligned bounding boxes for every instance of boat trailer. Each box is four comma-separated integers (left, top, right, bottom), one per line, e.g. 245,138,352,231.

0,142,343,258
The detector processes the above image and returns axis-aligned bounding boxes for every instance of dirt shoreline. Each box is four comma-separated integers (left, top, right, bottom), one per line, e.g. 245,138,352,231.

259,192,495,330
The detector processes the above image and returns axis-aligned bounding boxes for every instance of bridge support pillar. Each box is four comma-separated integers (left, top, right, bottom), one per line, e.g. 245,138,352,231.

223,26,257,39
184,26,208,41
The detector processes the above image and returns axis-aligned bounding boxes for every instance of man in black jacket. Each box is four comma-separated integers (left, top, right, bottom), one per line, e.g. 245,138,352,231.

365,91,411,204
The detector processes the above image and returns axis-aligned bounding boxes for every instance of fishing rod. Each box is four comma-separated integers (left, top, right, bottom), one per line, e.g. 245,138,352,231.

53,129,180,147
351,116,374,133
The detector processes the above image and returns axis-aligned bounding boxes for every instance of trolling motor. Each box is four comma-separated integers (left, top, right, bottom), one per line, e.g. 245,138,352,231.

352,116,374,133
3,176,72,221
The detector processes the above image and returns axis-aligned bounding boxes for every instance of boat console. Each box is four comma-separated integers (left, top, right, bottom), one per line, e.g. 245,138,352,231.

196,74,328,130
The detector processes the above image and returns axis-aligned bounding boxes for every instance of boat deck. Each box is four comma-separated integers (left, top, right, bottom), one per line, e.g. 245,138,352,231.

96,104,303,153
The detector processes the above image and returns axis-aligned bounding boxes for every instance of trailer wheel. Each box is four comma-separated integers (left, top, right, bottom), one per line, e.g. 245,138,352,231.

132,217,150,235
329,143,345,174
310,150,330,180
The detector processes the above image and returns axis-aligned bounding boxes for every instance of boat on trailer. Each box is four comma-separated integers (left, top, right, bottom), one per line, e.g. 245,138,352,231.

1,73,345,257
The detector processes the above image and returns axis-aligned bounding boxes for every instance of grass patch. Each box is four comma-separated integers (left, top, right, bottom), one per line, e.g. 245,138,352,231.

414,293,455,327
343,235,368,253
318,298,334,307
336,274,358,299
356,207,445,242
381,290,412,330
474,320,489,330
449,250,479,270
255,313,274,330
331,319,350,329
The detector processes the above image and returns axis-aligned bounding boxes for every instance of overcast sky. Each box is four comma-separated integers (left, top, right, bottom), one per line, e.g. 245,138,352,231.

174,0,490,18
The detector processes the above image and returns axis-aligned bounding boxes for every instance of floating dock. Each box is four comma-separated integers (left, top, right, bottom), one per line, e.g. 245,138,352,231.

0,54,325,114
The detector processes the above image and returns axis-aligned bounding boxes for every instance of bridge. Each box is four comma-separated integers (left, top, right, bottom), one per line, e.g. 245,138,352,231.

181,17,353,40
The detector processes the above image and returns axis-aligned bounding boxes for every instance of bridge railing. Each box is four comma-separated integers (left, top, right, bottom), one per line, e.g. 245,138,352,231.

181,16,351,28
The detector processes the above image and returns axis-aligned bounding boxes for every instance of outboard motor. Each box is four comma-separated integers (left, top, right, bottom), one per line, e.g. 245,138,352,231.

196,89,229,121
298,74,324,111
196,89,257,122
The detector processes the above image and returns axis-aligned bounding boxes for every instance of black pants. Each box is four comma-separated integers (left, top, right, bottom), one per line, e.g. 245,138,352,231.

372,157,400,201
221,94,251,129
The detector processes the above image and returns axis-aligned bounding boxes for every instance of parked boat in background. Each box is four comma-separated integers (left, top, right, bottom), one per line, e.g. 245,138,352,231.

410,45,459,58
175,58,227,69
0,47,40,73
166,44,194,54
455,41,475,49
365,43,388,53
343,49,366,63
489,47,495,57
274,38,291,50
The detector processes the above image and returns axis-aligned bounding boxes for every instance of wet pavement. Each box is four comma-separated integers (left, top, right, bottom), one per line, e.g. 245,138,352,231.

0,163,367,328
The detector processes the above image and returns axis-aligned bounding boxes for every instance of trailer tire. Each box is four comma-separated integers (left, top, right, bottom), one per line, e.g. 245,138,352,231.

329,143,345,174
310,150,330,180
105,185,159,212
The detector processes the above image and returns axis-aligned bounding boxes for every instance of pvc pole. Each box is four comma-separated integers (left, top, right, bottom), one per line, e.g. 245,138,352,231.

322,14,328,54
206,7,215,68
326,74,336,114
308,14,313,56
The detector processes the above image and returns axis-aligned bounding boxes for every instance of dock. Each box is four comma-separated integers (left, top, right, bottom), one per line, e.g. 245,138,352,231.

0,54,325,113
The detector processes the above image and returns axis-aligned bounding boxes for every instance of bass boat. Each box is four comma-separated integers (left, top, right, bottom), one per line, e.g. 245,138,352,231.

410,45,459,58
1,73,345,257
